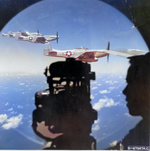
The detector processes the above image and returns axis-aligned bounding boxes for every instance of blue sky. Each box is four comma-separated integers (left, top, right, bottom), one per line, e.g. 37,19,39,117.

0,0,148,74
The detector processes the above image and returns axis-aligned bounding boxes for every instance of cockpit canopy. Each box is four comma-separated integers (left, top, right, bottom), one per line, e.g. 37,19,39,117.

21,32,29,36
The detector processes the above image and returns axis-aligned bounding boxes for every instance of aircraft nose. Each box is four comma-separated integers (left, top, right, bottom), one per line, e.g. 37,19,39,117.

54,35,59,39
52,36,59,39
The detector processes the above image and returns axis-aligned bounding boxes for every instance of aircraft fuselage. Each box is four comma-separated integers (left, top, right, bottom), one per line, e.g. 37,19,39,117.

44,47,108,62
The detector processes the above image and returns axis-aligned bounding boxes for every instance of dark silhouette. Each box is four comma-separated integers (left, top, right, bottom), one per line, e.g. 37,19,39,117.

32,59,97,149
109,53,150,150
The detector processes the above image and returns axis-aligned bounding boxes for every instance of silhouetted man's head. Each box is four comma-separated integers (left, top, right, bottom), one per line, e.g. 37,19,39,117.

123,53,150,119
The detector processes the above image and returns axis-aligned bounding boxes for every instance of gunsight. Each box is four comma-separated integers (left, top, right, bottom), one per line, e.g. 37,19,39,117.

32,58,97,149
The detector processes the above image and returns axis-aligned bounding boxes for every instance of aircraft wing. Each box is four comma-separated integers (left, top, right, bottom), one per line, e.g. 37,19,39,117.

95,49,148,58
118,49,148,56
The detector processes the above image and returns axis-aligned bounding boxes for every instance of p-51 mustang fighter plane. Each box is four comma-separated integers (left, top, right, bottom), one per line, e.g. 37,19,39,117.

2,31,59,44
43,42,147,62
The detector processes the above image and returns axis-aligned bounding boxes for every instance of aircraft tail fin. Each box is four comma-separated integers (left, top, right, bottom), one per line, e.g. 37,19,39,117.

43,43,53,56
46,43,52,51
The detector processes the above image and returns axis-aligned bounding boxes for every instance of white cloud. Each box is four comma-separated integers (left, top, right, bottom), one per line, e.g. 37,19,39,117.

5,102,9,106
105,99,116,107
10,111,17,115
17,105,23,108
0,114,7,123
94,118,100,124
92,125,100,131
92,81,97,84
91,87,98,90
110,140,118,147
19,83,25,85
106,80,118,85
93,98,119,111
7,108,13,111
2,114,23,130
124,113,131,117
90,94,94,100
93,99,107,111
109,86,115,90
99,90,110,94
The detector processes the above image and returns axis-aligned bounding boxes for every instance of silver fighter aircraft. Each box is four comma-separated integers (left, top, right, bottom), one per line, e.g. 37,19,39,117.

2,31,59,44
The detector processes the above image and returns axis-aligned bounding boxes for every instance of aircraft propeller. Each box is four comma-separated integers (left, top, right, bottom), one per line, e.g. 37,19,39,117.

107,41,110,63
56,31,59,43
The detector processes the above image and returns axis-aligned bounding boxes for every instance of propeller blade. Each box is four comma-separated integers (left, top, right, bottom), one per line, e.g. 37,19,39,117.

107,54,109,63
107,41,110,50
56,31,59,43
107,41,110,63
37,29,39,34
